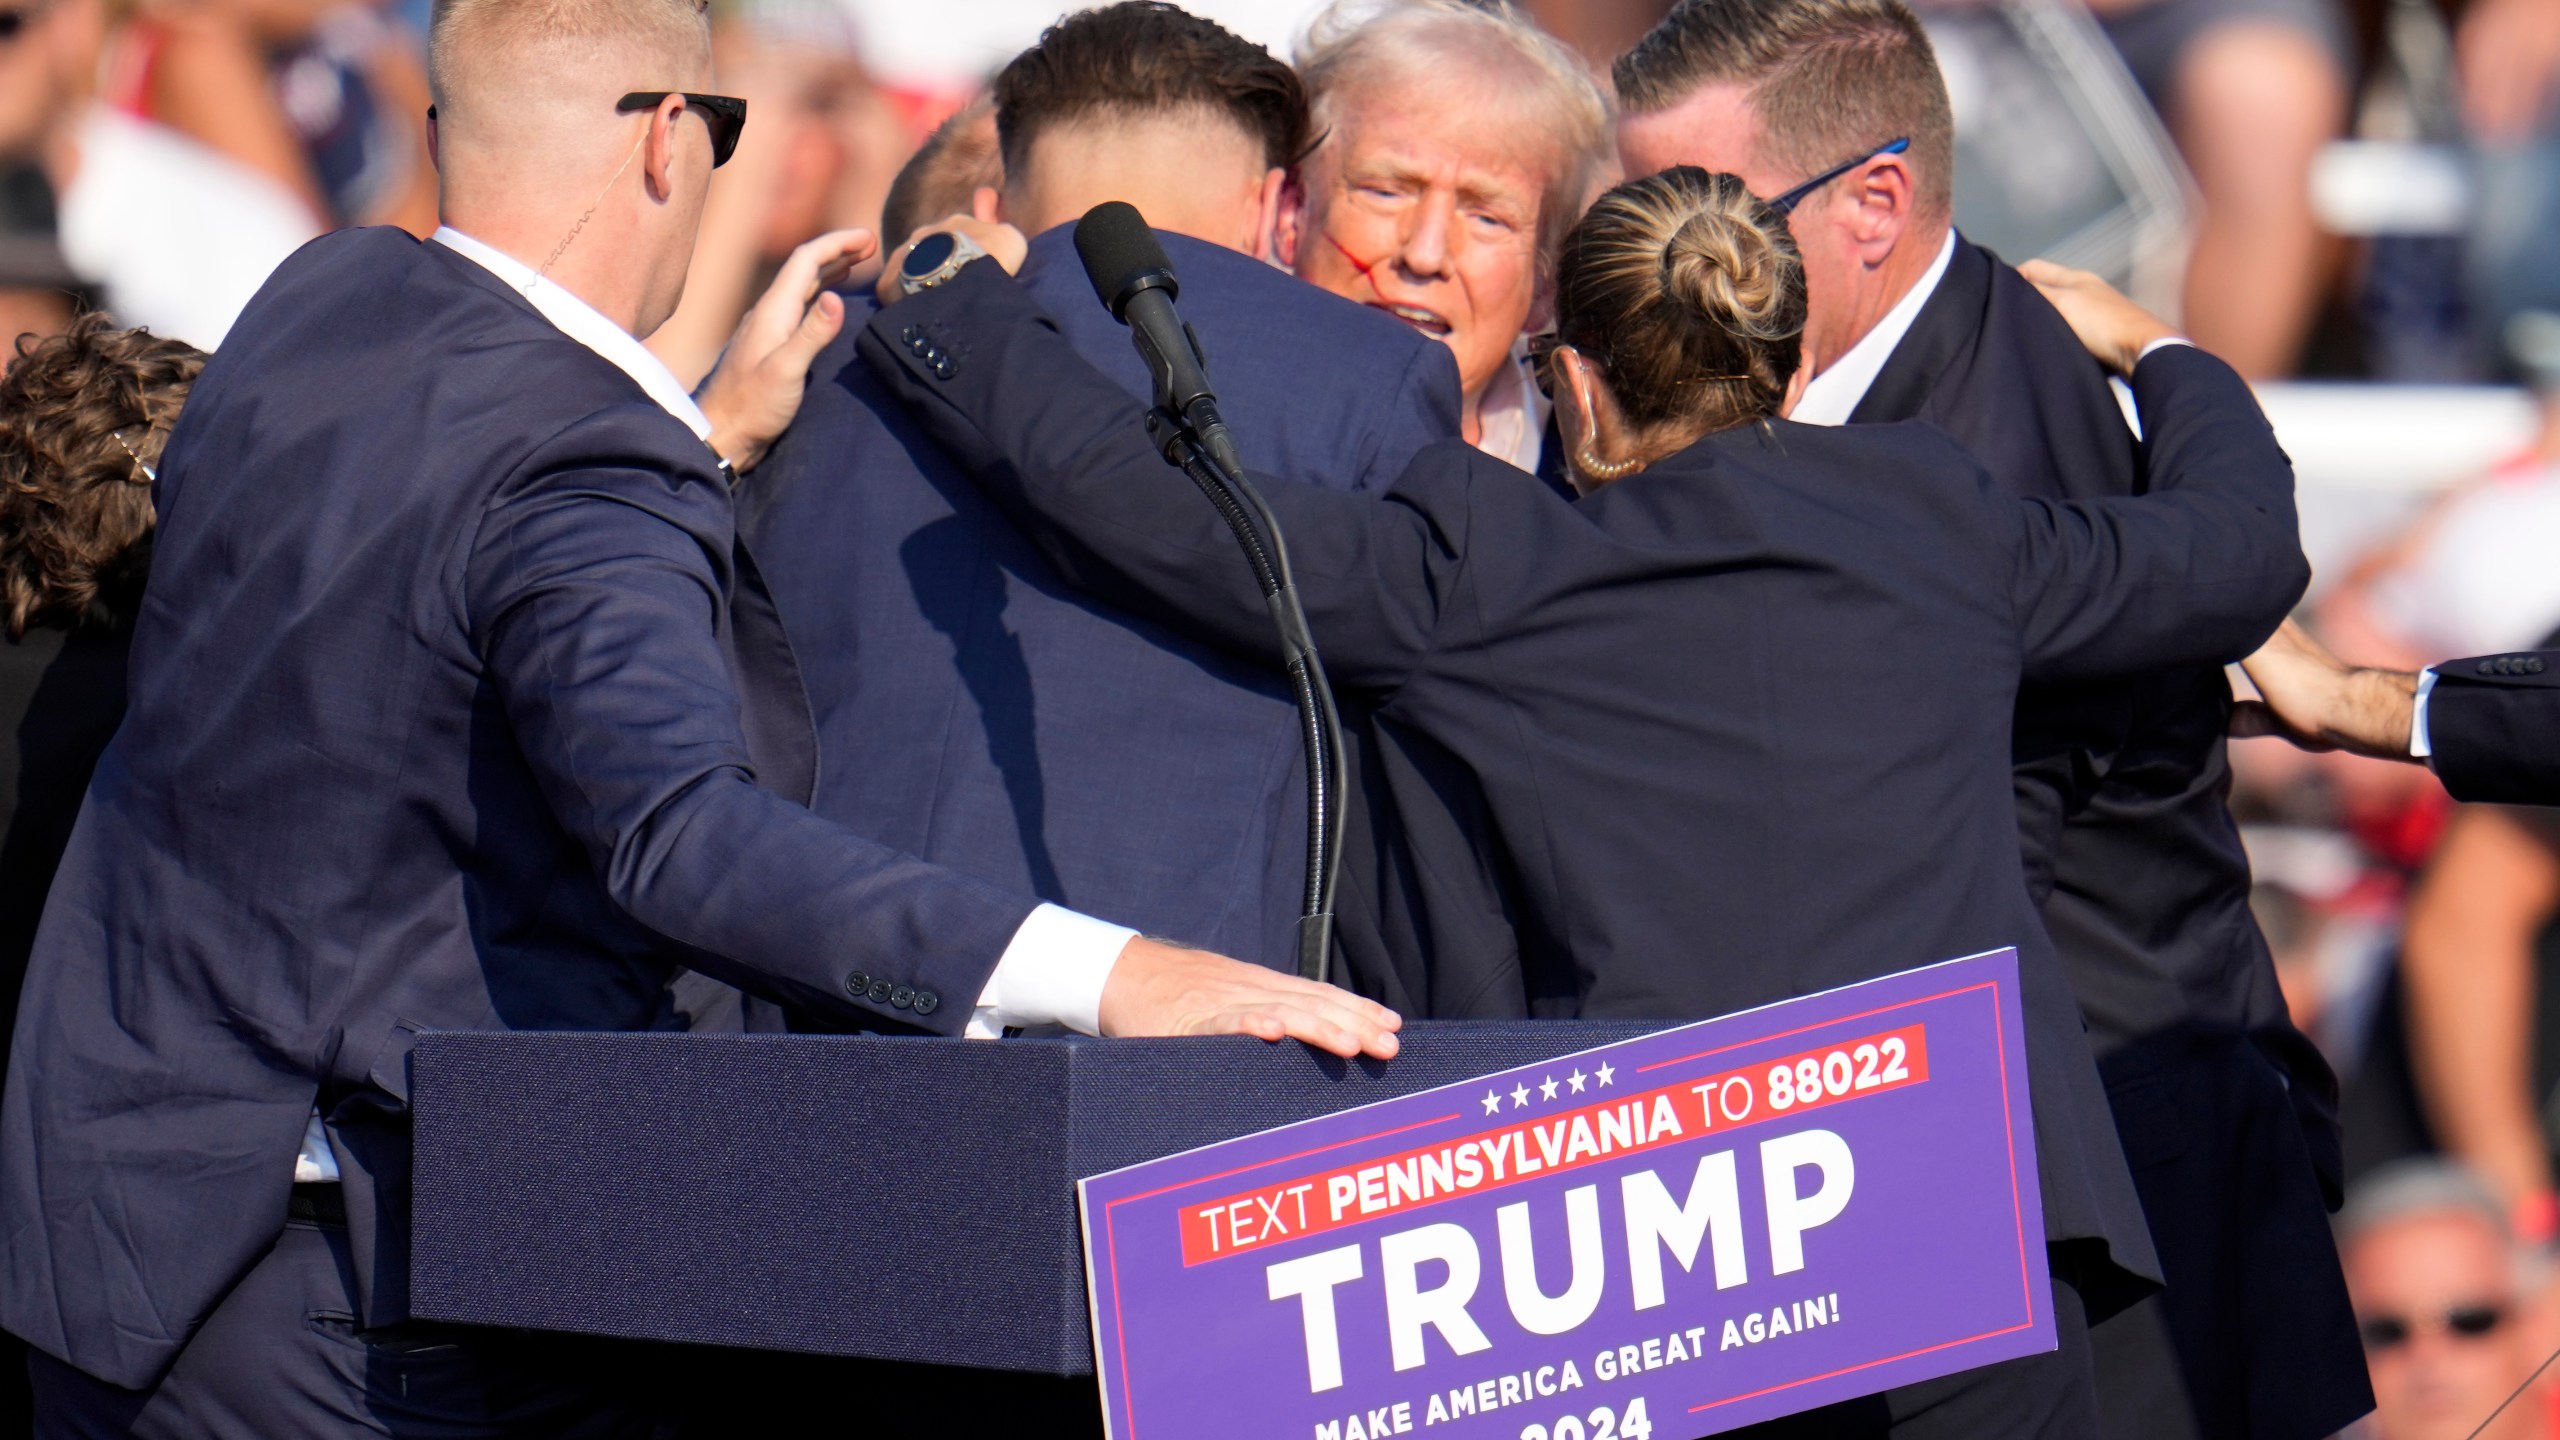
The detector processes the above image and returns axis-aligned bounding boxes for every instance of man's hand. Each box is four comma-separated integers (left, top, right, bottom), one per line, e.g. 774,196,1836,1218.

2018,259,2183,377
1098,937,1403,1061
2232,618,2422,761
875,216,1030,308
694,228,876,474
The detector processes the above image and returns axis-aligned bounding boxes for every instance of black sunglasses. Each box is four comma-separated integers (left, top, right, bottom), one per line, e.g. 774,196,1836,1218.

618,92,747,168
1767,137,1910,216
0,1,47,41
2359,1302,2510,1352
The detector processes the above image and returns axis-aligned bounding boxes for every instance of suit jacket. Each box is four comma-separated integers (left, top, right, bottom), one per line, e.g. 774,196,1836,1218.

865,263,2316,1311
1853,238,2326,1111
0,228,1047,1389
1852,237,2366,1437
741,226,1460,970
2430,650,2560,804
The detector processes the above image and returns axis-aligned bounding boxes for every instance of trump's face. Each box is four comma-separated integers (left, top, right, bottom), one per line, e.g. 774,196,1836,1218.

1285,92,1552,439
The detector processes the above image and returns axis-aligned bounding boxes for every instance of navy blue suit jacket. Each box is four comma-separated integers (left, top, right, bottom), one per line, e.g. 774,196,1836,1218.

2430,650,2560,803
741,226,1459,968
0,229,1047,1388
866,263,2315,1310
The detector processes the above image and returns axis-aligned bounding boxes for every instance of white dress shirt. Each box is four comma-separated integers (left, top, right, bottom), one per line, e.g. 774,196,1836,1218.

293,230,1137,1185
1787,231,1958,426
1473,340,1549,474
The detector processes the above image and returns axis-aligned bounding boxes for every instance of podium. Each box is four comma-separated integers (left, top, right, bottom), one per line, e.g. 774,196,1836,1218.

407,1022,1654,1375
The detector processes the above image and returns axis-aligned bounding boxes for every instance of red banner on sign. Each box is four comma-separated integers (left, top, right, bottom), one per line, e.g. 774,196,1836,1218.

1176,1023,1929,1265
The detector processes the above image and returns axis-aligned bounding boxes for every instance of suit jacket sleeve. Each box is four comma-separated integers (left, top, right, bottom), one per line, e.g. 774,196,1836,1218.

2005,345,2310,679
2427,656,2560,805
464,403,1038,1033
861,262,1469,696
1350,338,1465,494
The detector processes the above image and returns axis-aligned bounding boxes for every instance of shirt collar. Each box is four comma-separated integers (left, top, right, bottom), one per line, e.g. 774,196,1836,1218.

1788,229,1957,428
1473,339,1549,473
431,226,712,441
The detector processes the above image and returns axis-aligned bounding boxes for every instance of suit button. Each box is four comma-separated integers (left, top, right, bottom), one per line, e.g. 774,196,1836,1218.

900,325,921,344
912,992,939,1017
890,985,915,1009
2482,660,2500,675
867,979,894,1005
843,971,872,997
933,357,957,380
2530,658,2547,674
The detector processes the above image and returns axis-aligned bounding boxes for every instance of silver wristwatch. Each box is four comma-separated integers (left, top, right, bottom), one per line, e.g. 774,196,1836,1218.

897,230,990,296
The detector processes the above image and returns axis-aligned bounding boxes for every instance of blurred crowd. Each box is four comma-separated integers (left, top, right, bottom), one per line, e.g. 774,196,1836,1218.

9,0,2560,1435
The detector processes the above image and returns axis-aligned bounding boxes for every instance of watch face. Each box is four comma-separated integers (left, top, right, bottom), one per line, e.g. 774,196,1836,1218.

903,231,959,279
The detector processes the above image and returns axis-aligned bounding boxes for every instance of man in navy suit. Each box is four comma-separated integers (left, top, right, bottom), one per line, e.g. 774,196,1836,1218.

0,0,1397,1430
742,3,1462,978
1612,2,2365,1436
2237,620,2560,806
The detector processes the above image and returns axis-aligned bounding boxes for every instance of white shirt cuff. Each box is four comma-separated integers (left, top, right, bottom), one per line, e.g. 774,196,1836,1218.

2411,668,2439,759
2137,337,2193,362
966,903,1135,1039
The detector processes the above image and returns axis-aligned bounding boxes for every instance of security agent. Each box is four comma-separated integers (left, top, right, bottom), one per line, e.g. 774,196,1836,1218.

2237,619,2560,805
0,0,1395,1431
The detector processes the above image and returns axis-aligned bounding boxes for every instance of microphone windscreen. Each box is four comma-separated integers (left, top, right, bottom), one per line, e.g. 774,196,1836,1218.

1075,201,1177,319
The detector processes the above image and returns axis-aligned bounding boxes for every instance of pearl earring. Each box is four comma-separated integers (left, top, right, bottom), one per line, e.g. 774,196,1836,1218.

1574,446,1639,482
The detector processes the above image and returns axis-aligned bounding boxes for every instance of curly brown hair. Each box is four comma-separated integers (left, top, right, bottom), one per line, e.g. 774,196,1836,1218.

0,315,207,638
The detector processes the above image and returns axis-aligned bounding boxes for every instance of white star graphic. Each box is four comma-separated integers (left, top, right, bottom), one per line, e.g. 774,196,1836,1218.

1511,1083,1531,1108
1483,1089,1503,1116
1596,1063,1617,1088
1567,1069,1588,1094
1540,1075,1560,1101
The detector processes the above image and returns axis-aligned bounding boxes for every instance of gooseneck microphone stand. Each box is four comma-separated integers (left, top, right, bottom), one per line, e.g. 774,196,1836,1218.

1073,202,1346,986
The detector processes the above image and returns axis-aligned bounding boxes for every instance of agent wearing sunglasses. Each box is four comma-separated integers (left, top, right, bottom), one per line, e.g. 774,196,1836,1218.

2341,1162,2556,1440
1613,4,2358,1438
1,0,1402,1432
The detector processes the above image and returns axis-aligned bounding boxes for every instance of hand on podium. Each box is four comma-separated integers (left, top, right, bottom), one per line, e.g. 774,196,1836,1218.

1100,937,1402,1060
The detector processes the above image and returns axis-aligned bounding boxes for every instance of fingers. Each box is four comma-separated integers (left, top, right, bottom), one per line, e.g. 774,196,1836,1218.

774,229,874,308
770,291,845,376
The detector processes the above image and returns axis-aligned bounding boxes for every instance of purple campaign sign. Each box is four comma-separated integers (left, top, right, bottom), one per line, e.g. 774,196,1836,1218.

1078,949,2050,1440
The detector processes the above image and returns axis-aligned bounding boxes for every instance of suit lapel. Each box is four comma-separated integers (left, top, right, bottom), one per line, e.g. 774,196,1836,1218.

1848,235,1993,426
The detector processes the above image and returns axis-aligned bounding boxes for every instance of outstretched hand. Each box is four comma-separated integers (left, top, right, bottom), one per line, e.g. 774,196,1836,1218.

2019,259,2184,378
695,228,877,474
1099,936,1403,1061
2230,619,2422,761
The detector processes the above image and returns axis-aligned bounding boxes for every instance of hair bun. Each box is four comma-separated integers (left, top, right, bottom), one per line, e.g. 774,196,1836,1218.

1660,207,1790,341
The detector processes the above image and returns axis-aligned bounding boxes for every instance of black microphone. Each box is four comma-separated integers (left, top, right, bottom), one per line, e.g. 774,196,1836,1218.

1070,200,1346,985
1073,201,1237,471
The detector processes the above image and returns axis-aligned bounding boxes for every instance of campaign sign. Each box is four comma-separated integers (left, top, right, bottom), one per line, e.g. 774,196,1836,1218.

1077,949,2050,1440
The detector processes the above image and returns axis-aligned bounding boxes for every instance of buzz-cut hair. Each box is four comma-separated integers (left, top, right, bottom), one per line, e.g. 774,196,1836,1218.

1296,0,1611,255
1613,0,1954,222
428,0,712,117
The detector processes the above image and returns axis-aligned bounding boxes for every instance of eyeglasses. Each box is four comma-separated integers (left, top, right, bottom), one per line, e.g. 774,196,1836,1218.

1766,137,1910,216
2359,1302,2511,1352
617,92,747,168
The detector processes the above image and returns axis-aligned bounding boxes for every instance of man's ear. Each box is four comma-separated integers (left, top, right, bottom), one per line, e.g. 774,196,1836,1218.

1847,153,1913,258
1273,170,1309,269
642,93,687,203
425,106,440,171
1243,167,1287,263
972,185,1002,224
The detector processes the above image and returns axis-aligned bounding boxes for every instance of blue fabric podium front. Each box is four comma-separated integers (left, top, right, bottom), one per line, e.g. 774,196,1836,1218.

408,1022,1656,1375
